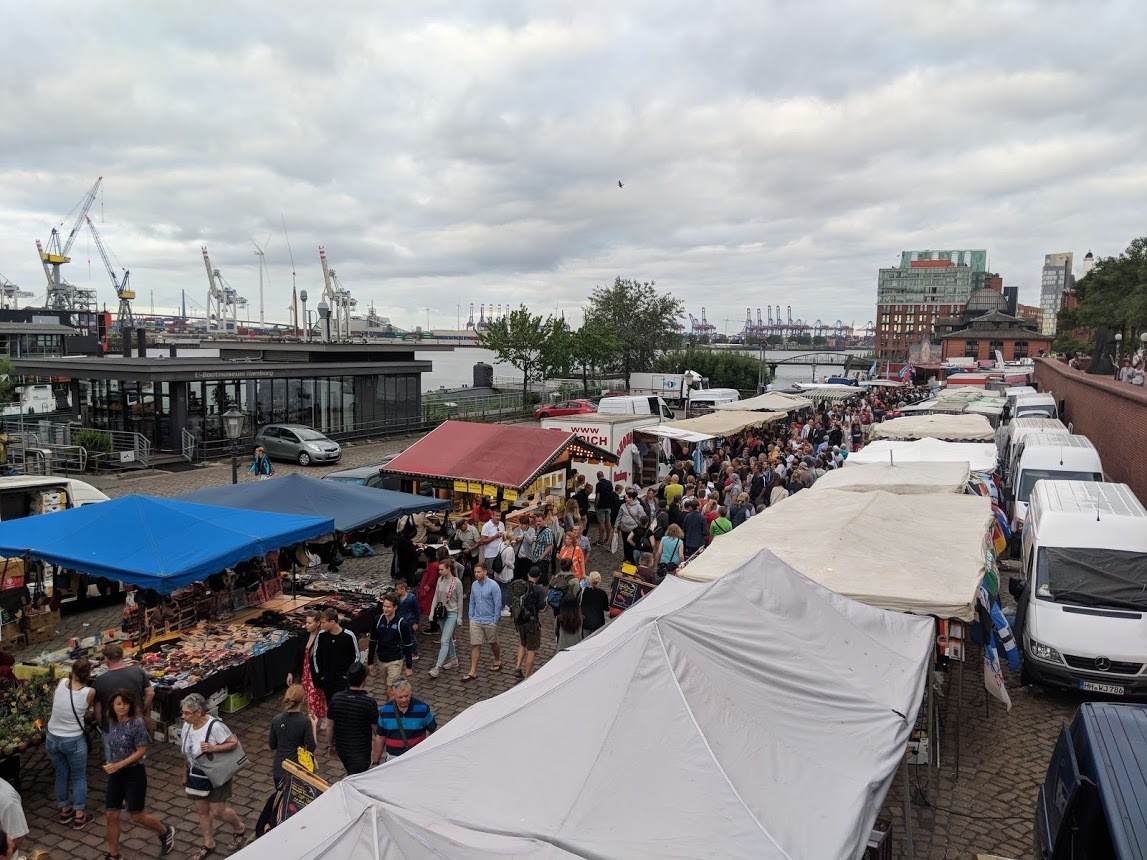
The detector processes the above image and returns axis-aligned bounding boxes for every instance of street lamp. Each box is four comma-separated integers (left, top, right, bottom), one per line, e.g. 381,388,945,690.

299,290,309,342
1115,332,1123,378
222,405,245,485
317,300,331,343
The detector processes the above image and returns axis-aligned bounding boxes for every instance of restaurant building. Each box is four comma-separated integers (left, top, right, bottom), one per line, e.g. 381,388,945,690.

11,340,446,454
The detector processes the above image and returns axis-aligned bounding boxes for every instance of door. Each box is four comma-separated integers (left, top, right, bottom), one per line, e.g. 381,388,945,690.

279,429,301,459
260,427,281,457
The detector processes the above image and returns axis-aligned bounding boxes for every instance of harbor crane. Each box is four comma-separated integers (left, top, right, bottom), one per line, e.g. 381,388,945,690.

201,245,246,331
0,275,34,310
318,246,356,341
85,215,135,336
37,176,102,312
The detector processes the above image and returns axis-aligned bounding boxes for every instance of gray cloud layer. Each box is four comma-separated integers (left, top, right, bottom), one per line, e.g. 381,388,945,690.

1,1,1144,332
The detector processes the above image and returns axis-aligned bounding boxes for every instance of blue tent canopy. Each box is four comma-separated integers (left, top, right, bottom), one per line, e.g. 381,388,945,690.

0,494,333,593
177,473,449,533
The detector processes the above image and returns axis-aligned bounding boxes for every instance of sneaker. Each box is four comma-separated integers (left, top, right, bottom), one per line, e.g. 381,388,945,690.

500,607,511,618
73,811,94,831
428,666,440,678
58,807,74,824
160,823,176,855
443,658,459,670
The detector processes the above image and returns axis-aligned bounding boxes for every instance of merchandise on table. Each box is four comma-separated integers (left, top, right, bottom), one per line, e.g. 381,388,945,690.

0,656,53,761
140,622,296,692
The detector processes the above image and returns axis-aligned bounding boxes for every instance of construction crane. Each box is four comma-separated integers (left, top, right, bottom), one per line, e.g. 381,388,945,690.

85,215,135,335
37,176,103,311
201,245,246,331
318,246,356,341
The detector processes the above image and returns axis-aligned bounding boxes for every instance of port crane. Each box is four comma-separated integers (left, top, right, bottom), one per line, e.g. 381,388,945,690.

37,176,102,312
0,275,34,310
85,215,135,336
318,246,356,341
201,245,247,331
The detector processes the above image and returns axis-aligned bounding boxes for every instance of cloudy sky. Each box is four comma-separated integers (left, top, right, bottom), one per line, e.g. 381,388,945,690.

1,1,1144,334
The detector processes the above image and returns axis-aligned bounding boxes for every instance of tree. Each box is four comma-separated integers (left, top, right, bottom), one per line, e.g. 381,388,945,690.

584,277,684,378
478,305,565,405
653,348,768,392
1058,237,1147,338
562,320,621,396
0,357,13,405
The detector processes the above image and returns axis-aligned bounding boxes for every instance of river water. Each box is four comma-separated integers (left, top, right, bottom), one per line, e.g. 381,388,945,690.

416,346,870,392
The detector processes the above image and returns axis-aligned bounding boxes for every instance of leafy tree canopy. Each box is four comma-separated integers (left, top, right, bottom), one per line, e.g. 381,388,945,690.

653,348,768,392
584,277,684,377
478,306,565,401
1059,237,1147,336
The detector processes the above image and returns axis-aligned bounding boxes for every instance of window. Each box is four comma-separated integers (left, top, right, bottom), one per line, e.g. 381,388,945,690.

964,340,979,359
989,340,1004,356
1014,341,1029,359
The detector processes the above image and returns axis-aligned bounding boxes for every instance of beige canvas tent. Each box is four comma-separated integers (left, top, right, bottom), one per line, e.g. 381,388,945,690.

868,413,995,442
639,410,787,443
810,461,970,494
847,438,998,473
713,391,813,413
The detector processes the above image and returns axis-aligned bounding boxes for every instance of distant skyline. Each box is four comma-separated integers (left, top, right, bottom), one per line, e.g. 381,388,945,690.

1,1,1144,332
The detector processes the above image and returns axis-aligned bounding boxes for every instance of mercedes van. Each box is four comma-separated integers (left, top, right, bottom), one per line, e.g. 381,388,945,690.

1014,392,1058,420
1016,481,1147,696
596,395,675,420
1002,416,1068,472
684,388,740,417
1009,434,1103,532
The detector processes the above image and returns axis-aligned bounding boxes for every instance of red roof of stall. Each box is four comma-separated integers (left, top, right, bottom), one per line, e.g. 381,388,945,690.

381,420,617,491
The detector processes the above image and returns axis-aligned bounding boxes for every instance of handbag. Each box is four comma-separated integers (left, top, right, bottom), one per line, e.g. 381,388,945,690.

65,679,99,751
432,578,455,623
190,718,248,788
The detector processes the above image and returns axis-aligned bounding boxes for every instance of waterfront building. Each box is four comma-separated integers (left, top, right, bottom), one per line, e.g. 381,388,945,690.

875,250,989,360
939,309,1052,362
1039,252,1074,336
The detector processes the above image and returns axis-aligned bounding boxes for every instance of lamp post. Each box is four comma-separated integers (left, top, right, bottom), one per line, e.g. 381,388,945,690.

299,290,309,342
1115,332,1123,378
222,405,245,485
317,300,331,344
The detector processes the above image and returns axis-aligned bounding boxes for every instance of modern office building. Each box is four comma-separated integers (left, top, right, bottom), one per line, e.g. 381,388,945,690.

874,250,989,360
1039,252,1074,336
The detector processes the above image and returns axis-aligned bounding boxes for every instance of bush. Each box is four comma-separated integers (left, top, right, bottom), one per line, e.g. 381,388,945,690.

652,349,768,391
73,429,112,457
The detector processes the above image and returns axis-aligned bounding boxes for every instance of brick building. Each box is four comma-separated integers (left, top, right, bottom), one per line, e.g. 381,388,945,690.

939,309,1053,362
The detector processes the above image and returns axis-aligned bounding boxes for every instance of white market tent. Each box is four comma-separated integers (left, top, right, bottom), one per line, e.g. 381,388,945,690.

238,552,935,860
639,410,787,443
868,413,995,442
847,438,998,473
713,391,814,413
789,383,861,401
810,461,970,495
679,490,995,621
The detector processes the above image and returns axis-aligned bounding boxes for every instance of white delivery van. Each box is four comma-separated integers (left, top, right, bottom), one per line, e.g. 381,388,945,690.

1008,434,1103,532
597,395,675,420
1002,416,1067,470
1016,481,1147,696
684,388,741,417
540,413,662,487
0,475,109,520
1014,392,1057,420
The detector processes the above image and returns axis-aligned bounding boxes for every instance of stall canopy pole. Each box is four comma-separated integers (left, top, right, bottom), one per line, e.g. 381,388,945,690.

902,756,914,860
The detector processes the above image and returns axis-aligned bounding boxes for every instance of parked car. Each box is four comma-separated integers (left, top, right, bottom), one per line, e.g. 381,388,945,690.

254,424,341,466
323,455,401,490
534,399,596,420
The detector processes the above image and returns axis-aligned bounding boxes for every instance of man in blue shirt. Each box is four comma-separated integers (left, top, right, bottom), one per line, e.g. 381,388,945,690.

682,500,708,558
462,563,503,681
372,680,437,764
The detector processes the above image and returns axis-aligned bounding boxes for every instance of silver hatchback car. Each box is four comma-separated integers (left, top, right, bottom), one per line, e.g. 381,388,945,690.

254,424,341,466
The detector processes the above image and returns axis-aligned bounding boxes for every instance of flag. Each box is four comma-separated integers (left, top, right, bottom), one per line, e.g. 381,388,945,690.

867,361,877,380
897,362,913,380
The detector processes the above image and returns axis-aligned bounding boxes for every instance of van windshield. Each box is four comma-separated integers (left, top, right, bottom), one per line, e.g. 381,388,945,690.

1017,406,1056,419
1017,470,1103,502
1036,547,1147,611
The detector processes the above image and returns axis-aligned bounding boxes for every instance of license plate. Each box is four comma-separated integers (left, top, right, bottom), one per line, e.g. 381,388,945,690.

1080,680,1124,695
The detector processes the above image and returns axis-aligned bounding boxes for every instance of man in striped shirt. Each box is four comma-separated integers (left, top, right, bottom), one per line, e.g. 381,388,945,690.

372,680,438,764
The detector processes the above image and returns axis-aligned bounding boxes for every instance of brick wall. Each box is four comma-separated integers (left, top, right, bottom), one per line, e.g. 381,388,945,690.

1034,357,1147,503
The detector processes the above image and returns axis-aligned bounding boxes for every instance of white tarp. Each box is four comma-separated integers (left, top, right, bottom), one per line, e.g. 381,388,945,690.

641,410,787,442
848,438,999,473
679,490,994,621
868,413,995,442
713,391,813,413
810,461,970,494
238,553,934,860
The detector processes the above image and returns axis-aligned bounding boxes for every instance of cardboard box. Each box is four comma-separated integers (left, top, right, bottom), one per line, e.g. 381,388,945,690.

23,608,60,632
25,625,57,646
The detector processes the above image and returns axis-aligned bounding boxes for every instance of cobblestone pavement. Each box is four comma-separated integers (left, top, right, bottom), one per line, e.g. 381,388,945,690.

10,455,1099,859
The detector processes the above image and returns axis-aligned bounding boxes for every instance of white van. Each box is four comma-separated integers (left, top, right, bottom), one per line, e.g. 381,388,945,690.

0,475,109,520
1014,392,1057,420
596,395,675,420
1008,434,1103,531
1017,481,1147,696
684,388,740,417
1002,416,1067,470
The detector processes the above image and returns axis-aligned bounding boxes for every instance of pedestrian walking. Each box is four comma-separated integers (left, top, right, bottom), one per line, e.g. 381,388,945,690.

682,500,707,558
373,680,437,764
180,693,247,858
427,560,462,678
556,593,583,650
285,610,326,751
366,593,415,701
315,608,360,708
327,663,378,776
510,567,546,679
268,685,316,790
461,563,503,682
393,578,420,660
46,658,95,831
93,643,153,760
248,446,274,479
580,571,609,636
105,689,176,860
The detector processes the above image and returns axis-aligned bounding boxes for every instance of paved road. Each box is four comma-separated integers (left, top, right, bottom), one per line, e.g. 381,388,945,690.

9,450,1093,859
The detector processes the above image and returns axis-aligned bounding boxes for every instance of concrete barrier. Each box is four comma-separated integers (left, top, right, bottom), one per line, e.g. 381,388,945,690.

1034,357,1147,503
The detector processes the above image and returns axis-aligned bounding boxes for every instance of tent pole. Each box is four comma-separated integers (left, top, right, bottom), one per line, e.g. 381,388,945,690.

955,652,963,782
901,756,914,859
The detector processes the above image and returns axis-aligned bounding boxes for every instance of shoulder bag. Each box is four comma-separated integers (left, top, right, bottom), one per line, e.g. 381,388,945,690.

193,718,249,788
433,578,455,623
65,680,99,750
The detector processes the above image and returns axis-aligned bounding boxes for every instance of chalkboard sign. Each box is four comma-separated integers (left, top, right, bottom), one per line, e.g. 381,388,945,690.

277,760,330,824
608,573,655,617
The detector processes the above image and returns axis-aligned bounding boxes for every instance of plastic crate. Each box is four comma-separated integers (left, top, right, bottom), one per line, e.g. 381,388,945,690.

219,690,252,714
863,818,892,860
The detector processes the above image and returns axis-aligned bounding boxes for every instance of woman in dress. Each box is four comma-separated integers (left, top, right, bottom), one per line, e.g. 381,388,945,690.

557,531,586,584
103,689,176,860
286,610,326,745
267,685,316,790
45,658,95,830
180,692,248,859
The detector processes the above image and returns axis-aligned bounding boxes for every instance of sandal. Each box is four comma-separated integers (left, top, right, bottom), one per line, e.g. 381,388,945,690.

226,829,249,851
190,847,215,860
490,663,502,672
461,674,477,682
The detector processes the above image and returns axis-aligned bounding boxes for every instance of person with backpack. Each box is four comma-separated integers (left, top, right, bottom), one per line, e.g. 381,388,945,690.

547,558,580,641
248,446,274,480
510,567,546,680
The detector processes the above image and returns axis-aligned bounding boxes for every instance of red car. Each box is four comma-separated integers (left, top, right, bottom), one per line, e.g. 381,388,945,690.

535,399,597,419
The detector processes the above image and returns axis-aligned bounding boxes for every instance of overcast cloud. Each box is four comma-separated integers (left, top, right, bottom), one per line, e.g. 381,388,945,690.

1,1,1144,333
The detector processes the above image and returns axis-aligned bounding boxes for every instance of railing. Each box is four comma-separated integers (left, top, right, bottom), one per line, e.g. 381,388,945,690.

181,428,197,463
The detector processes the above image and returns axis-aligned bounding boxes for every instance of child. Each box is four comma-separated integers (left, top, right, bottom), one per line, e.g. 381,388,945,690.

393,579,421,660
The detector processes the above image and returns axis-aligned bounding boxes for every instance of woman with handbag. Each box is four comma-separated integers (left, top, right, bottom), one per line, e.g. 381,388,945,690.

45,658,96,830
180,692,248,859
427,559,462,678
103,689,176,860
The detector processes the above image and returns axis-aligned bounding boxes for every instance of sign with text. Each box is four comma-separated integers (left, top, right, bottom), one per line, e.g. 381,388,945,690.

276,760,330,825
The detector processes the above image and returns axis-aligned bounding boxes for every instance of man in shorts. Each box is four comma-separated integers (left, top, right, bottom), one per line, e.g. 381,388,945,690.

461,563,502,681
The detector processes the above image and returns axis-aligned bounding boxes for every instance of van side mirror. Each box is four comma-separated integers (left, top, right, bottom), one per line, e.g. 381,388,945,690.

1008,576,1026,601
